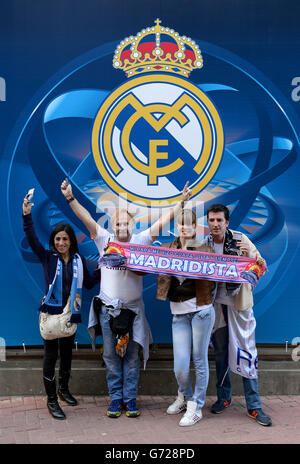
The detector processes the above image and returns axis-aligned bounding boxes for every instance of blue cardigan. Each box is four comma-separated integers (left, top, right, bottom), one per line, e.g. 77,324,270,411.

23,213,99,321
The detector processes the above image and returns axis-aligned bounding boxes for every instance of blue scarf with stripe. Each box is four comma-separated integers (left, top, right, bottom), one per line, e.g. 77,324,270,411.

42,253,83,323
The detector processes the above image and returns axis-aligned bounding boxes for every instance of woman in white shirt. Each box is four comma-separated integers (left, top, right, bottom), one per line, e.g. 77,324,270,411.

156,209,215,426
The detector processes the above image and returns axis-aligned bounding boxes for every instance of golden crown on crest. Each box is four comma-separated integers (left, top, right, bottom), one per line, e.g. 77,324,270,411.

113,19,203,78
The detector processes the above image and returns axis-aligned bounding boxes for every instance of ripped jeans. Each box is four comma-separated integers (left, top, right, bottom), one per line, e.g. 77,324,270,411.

172,305,215,410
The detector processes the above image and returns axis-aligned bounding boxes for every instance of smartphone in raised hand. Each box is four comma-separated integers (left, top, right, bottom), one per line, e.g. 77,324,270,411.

27,188,35,205
232,231,242,242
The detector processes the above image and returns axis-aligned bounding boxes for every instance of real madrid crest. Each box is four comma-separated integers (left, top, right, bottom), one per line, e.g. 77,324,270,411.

91,19,224,207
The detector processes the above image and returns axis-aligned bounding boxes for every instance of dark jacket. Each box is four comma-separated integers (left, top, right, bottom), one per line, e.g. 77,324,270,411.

156,237,215,306
23,213,99,319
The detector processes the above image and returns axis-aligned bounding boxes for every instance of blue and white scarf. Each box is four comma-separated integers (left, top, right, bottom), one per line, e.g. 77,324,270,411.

42,253,83,323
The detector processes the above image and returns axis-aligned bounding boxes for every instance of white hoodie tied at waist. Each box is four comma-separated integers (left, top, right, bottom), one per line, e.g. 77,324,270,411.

88,290,153,369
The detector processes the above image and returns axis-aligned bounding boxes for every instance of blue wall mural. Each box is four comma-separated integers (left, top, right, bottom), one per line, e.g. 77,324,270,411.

1,0,300,346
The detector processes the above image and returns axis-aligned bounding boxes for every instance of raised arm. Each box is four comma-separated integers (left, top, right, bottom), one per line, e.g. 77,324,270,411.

149,181,192,241
61,180,98,238
22,194,47,262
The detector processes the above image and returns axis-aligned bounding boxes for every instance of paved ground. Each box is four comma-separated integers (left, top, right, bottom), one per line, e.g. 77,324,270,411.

0,395,299,444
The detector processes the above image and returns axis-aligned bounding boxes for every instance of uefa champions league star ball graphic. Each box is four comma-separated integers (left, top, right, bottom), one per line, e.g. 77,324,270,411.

5,20,300,320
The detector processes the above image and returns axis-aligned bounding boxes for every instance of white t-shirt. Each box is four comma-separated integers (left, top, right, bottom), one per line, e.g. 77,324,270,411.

170,297,211,315
170,276,211,315
94,225,153,303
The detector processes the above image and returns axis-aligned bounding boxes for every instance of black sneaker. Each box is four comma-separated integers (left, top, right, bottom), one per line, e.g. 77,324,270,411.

211,399,231,414
248,408,272,426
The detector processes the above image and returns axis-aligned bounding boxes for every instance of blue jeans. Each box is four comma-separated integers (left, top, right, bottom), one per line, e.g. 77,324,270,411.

100,305,140,403
172,305,215,410
211,325,261,410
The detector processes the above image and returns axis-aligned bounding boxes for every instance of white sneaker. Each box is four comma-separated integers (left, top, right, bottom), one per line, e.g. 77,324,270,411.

179,401,202,426
166,391,187,415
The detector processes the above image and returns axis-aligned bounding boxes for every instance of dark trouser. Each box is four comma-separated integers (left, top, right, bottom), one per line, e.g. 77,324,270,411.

43,334,75,399
211,325,261,410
